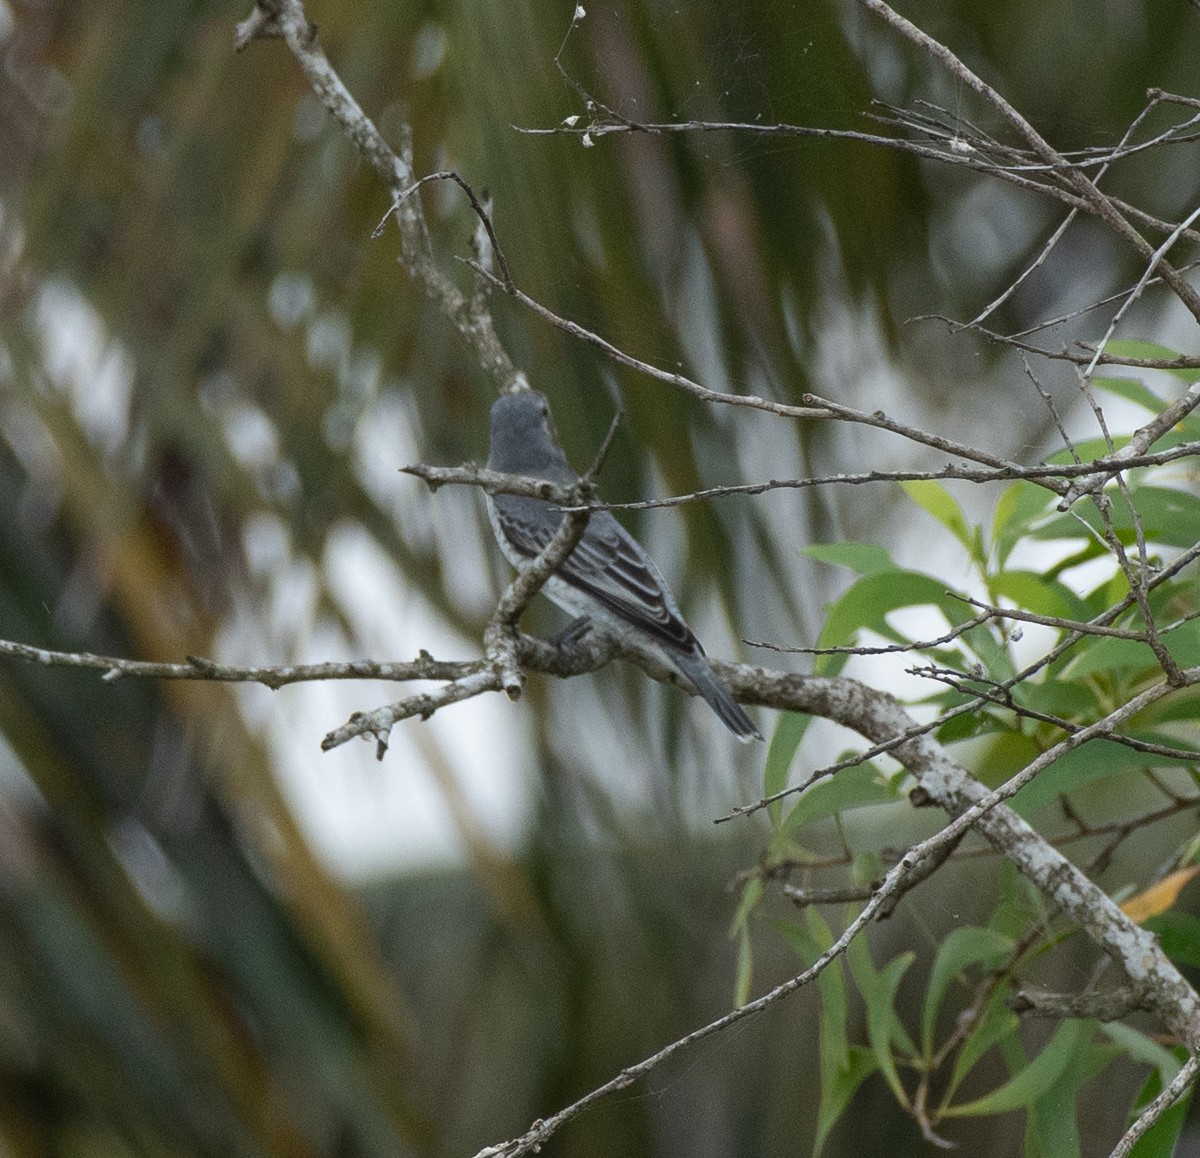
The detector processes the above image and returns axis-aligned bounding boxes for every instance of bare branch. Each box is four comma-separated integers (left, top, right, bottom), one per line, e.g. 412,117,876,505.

1060,383,1200,508
235,0,527,394
0,637,479,688
321,670,503,759
912,663,1200,764
1109,1053,1200,1158
952,593,1200,646
783,882,879,907
477,669,1200,1155
1008,986,1148,1021
857,0,1200,321
401,462,580,505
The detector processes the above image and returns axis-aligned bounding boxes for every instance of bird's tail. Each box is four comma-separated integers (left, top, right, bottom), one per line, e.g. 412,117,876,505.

673,650,762,742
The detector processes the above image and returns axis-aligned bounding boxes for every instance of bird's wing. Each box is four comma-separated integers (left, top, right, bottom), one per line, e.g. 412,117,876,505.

493,496,701,654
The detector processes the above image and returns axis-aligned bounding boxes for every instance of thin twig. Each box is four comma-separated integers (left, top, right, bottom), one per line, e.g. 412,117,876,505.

1108,1052,1199,1158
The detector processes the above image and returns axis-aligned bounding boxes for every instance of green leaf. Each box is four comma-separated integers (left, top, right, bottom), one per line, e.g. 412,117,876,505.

1144,911,1200,970
1045,434,1133,465
1123,1047,1194,1158
988,570,1091,622
966,730,1040,790
846,935,916,1105
943,1018,1090,1117
1100,1023,1181,1086
1009,679,1098,720
813,569,978,677
813,1047,878,1158
803,542,899,575
776,912,878,1158
921,927,1014,1055
935,708,1015,745
782,761,901,834
764,712,812,827
805,910,850,1085
1025,1035,1118,1158
776,912,847,1078
947,992,1019,1102
1139,693,1200,726
1011,740,1166,816
1058,636,1157,678
729,877,763,939
901,480,977,558
1026,1085,1081,1158
1034,486,1200,550
992,481,1054,569
733,924,754,1006
1091,374,1171,412
1104,340,1200,383
1062,619,1200,678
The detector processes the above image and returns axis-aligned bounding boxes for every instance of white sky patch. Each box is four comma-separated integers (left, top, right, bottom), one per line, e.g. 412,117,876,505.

242,510,292,580
1,399,62,489
268,270,316,331
221,400,279,472
322,519,485,660
216,523,535,879
352,387,499,618
353,387,424,511
34,276,133,455
410,22,447,80
306,308,352,375
224,614,479,876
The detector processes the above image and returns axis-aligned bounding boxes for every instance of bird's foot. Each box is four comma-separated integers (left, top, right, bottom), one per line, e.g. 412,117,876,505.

550,616,594,653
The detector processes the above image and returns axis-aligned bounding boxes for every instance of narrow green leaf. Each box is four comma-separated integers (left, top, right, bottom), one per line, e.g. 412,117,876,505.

782,761,900,834
1124,1047,1193,1158
776,911,878,1158
729,877,763,939
1025,1036,1119,1158
943,1019,1089,1117
1059,636,1157,678
1063,619,1200,678
1009,679,1098,720
947,992,1019,1102
1100,1023,1181,1086
1026,1085,1081,1158
921,927,1014,1055
1104,340,1200,383
776,911,848,1080
992,482,1054,569
988,570,1091,621
1045,434,1133,465
1034,486,1200,550
733,925,754,1006
764,712,812,827
901,479,975,554
802,542,899,575
1011,740,1189,816
812,1047,878,1158
813,570,977,677
1091,374,1171,411
846,935,916,1105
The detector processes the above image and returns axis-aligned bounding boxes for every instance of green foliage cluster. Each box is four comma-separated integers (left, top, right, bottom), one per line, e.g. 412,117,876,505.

730,357,1200,1153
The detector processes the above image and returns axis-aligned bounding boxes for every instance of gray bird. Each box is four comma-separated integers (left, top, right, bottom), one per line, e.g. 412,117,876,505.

486,389,761,742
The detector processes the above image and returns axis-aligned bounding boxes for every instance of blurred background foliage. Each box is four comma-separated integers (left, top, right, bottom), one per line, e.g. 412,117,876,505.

1,0,1199,1154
